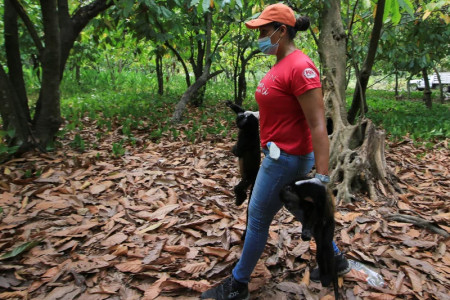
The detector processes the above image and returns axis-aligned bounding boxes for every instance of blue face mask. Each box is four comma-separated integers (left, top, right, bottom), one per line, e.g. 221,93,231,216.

258,27,281,55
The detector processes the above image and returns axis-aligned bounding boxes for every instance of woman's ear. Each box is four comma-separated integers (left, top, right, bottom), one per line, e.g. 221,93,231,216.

280,25,288,38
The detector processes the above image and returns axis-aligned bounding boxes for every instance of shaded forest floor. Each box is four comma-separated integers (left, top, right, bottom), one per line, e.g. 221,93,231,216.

0,111,449,300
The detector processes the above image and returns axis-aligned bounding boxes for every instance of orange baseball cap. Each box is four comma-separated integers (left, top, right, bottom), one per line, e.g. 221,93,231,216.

245,3,296,29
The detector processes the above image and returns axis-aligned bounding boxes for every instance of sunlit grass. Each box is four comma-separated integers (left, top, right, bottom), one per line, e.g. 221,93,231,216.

346,89,450,144
14,68,450,157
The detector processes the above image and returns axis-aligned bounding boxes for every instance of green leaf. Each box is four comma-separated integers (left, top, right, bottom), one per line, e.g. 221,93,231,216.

391,0,401,25
202,0,210,13
190,0,200,7
398,0,414,17
383,0,392,23
0,239,43,260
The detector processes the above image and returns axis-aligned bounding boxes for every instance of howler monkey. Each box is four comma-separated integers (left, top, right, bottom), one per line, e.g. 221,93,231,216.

279,178,339,299
225,101,260,240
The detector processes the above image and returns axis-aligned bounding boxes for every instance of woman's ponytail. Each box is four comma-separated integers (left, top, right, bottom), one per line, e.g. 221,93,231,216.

295,16,310,32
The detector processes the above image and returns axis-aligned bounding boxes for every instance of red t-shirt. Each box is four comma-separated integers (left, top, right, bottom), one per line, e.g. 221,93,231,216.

255,50,321,155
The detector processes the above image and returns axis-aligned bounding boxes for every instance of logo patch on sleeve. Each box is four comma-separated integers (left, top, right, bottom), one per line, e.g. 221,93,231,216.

303,68,317,79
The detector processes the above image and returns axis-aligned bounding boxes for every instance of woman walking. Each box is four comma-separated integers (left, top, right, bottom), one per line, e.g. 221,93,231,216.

201,4,350,299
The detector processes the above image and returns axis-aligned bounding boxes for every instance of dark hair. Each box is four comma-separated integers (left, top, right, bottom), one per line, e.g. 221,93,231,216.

272,16,310,40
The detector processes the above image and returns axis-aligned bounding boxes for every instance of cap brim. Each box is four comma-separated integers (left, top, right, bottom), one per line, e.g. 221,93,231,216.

245,19,273,29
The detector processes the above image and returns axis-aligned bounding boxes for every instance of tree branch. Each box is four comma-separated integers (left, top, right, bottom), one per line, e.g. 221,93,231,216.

8,0,44,54
165,41,191,87
71,0,114,33
384,214,449,238
207,69,223,80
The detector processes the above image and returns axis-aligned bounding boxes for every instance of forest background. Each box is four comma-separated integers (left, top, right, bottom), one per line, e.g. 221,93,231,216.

0,0,449,299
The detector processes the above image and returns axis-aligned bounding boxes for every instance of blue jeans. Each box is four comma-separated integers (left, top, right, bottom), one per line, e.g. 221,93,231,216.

232,149,337,283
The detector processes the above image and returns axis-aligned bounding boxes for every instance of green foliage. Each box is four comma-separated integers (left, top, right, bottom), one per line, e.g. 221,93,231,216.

355,90,450,143
0,239,43,260
59,67,448,157
70,134,85,151
112,141,126,157
0,130,19,161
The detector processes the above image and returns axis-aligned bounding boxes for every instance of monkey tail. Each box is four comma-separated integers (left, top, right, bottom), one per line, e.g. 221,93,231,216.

333,269,339,300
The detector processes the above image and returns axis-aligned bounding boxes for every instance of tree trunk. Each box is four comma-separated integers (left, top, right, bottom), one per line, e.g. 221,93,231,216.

75,64,81,85
235,49,259,106
165,41,191,87
171,67,211,123
172,11,225,123
4,0,30,122
33,0,62,147
0,0,114,153
347,0,385,124
421,68,432,109
432,67,444,104
318,0,397,203
0,65,32,150
156,49,164,95
394,70,399,98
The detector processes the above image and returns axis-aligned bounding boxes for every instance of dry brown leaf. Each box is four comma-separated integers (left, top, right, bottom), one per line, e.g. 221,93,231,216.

111,245,128,256
338,212,362,222
101,232,128,248
290,241,309,257
52,222,99,236
0,290,28,299
43,284,81,300
146,204,180,221
57,240,78,252
340,229,351,245
180,228,202,238
167,188,178,204
344,269,369,283
181,262,209,275
142,275,169,300
397,201,411,210
301,268,310,285
276,282,307,294
163,245,189,255
70,260,110,273
196,178,217,187
161,279,211,293
89,180,114,195
203,247,230,258
403,266,423,293
115,260,144,273
432,212,450,223
366,293,397,300
136,222,163,234
35,200,69,211
143,240,166,265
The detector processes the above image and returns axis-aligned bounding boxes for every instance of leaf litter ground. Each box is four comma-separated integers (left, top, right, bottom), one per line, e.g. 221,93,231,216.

0,113,449,300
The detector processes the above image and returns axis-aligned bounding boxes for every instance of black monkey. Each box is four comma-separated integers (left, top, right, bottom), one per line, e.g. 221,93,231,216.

279,178,339,300
225,101,260,240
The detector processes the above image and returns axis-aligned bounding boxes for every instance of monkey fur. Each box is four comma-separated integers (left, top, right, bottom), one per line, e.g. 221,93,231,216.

225,101,260,240
279,178,339,299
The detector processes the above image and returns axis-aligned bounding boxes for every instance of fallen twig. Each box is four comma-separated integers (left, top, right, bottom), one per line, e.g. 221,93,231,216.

384,213,449,238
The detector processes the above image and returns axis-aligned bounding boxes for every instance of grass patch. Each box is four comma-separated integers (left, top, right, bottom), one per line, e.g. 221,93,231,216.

59,72,449,153
355,90,450,144
55,69,249,155
6,69,449,157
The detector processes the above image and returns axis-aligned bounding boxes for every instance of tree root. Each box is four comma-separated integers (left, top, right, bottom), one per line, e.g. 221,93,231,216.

384,213,450,238
327,117,399,204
